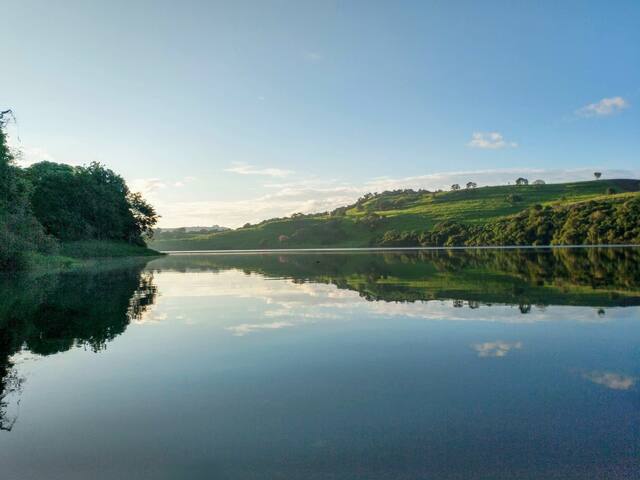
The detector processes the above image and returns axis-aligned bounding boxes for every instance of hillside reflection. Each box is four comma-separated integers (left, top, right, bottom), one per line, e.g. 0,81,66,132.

149,247,640,308
2,248,639,433
0,262,156,430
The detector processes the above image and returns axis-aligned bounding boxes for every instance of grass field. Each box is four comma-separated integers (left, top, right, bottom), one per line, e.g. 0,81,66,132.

23,240,162,272
150,179,640,251
59,240,161,258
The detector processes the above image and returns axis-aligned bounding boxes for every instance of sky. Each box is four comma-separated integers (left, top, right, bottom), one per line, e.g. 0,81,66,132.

1,0,639,227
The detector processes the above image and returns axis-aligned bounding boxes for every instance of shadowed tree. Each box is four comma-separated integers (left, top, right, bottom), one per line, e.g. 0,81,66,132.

0,110,54,269
26,161,158,245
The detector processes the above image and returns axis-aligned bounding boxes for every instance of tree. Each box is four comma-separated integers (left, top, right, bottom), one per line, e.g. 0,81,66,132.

466,181,477,189
594,172,602,180
506,193,523,204
532,179,545,185
515,177,529,186
127,192,159,243
0,110,54,269
26,161,157,245
451,184,460,191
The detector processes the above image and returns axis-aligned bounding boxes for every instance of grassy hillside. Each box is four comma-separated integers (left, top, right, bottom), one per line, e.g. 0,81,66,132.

150,179,640,250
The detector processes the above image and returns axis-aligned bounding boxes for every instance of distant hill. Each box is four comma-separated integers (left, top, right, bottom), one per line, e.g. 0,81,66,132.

152,225,230,242
156,225,229,233
149,179,640,251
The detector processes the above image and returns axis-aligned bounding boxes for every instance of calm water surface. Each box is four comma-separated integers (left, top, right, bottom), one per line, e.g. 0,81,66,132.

0,248,639,479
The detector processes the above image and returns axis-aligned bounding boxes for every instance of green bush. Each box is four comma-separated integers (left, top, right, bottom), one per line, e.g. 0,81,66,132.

377,196,640,247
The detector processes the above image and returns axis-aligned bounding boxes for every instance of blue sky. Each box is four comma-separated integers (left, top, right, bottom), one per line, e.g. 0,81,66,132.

1,0,639,227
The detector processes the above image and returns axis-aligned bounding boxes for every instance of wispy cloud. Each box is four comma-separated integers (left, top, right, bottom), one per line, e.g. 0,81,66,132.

468,132,517,149
303,51,323,62
129,177,195,195
472,340,522,358
583,371,636,390
576,96,629,117
225,162,293,177
130,178,167,194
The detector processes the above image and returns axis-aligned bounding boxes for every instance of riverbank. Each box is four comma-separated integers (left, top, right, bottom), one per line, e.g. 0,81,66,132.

24,241,163,272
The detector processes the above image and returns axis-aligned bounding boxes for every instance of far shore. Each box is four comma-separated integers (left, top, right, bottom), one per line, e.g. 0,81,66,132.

160,244,640,255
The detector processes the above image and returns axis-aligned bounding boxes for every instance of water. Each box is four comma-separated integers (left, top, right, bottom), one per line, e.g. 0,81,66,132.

0,248,639,479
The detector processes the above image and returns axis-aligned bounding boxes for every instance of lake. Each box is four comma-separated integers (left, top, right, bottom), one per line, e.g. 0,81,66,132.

1,248,639,479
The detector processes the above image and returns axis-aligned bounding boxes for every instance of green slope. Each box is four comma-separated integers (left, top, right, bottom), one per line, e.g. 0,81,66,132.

150,179,640,250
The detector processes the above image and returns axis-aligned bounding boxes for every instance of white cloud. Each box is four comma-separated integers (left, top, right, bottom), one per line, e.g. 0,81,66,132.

468,132,518,149
577,96,629,117
472,341,523,358
225,162,293,177
129,178,168,195
583,371,636,390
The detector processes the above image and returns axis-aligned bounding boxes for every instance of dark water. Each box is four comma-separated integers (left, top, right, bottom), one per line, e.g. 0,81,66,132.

1,248,639,479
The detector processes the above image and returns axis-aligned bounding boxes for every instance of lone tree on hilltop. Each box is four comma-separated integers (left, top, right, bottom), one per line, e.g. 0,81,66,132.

451,184,460,191
594,172,602,180
515,177,529,186
532,179,545,185
466,181,477,189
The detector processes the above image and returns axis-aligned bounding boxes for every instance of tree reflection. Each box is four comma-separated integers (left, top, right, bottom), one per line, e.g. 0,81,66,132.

149,247,640,308
0,262,157,430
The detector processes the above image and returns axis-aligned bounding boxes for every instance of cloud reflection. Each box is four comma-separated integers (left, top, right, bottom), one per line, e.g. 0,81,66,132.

227,321,295,336
144,270,636,337
583,371,636,391
472,341,523,358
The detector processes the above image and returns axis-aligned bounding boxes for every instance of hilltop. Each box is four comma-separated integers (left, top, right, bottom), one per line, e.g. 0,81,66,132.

149,179,640,251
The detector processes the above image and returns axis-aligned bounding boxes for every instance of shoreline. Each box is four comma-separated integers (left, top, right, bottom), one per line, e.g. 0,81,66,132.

160,244,640,255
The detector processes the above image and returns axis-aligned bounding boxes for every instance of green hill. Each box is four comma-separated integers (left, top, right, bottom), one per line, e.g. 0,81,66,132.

150,179,640,251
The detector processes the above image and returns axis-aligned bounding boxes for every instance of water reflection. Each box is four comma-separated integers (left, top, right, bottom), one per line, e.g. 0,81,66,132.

151,247,640,308
0,248,638,479
0,261,157,430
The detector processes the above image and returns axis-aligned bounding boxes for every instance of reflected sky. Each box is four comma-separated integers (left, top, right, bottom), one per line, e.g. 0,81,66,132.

1,250,639,479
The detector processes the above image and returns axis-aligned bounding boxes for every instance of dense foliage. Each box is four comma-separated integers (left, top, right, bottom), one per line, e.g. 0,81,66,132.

378,196,640,247
26,161,157,244
0,115,54,269
0,113,158,270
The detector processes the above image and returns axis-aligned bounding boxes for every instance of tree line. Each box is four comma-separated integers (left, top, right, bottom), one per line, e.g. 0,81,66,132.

0,112,158,270
378,196,640,247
